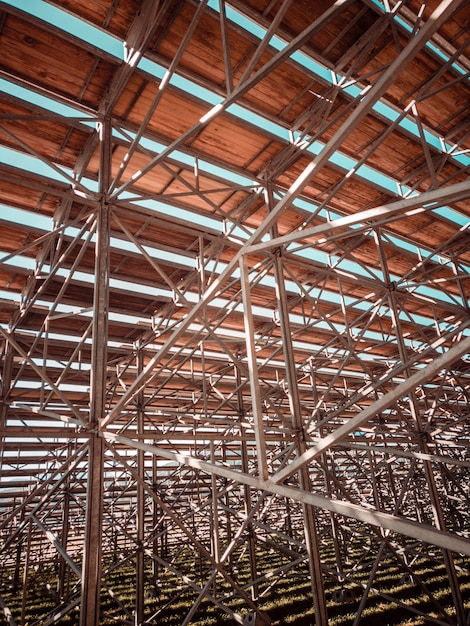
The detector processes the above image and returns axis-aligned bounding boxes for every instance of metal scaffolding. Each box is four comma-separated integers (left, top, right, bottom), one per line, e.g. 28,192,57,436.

0,0,469,624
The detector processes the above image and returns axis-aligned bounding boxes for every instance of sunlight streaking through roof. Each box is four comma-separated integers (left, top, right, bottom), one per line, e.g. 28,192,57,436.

0,0,468,341
5,0,469,178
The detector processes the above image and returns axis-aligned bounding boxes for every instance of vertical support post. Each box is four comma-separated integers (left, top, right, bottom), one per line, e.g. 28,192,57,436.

235,364,260,600
0,337,13,460
58,443,72,599
271,251,328,625
152,454,160,585
20,519,32,626
80,116,111,626
235,365,259,599
81,435,105,626
239,256,269,481
222,443,232,562
12,508,25,594
135,346,145,625
267,183,328,625
0,339,16,587
210,442,220,597
311,366,344,580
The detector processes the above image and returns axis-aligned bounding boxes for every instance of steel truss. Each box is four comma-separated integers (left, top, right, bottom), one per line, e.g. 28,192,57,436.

0,0,470,625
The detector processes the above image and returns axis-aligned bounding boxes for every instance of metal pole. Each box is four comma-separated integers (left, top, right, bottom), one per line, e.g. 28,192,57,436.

271,248,328,625
210,441,220,598
80,115,111,626
310,366,345,583
12,508,24,594
265,177,328,622
239,257,269,481
57,443,72,600
235,364,259,600
135,346,145,625
20,518,32,626
0,337,13,460
152,454,160,585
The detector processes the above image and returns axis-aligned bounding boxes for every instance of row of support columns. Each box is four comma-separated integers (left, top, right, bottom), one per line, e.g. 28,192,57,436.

72,136,469,626
2,322,470,623
78,163,340,625
1,150,469,626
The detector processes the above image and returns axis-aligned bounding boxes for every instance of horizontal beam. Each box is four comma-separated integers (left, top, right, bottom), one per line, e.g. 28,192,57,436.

247,180,470,254
104,431,470,557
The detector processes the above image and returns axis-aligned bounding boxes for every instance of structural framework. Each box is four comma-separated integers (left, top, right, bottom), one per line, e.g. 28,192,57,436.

0,0,469,624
